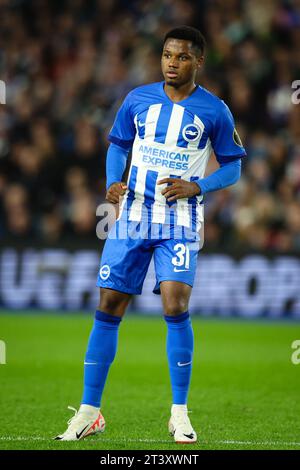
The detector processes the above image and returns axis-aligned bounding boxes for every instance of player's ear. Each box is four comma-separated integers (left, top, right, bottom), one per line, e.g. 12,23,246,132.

196,55,204,69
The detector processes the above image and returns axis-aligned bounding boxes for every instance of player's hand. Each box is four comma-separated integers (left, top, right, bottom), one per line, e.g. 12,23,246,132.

106,182,127,204
158,178,201,202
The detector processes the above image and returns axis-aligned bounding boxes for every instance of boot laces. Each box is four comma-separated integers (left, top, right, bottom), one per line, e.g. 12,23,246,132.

66,406,90,430
172,409,192,430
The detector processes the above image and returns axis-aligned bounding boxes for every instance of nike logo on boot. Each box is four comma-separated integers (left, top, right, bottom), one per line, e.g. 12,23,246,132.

76,424,90,439
183,433,195,440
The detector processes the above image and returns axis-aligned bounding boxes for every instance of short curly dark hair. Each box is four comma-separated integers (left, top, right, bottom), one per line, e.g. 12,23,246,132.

164,26,206,56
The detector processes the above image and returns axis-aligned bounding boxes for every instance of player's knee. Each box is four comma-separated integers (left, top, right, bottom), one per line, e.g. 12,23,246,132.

98,292,128,317
164,299,188,316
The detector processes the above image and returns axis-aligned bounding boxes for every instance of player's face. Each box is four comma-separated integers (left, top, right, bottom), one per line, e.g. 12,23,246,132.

161,38,203,88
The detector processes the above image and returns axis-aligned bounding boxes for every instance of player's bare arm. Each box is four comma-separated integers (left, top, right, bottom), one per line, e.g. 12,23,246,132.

158,177,200,202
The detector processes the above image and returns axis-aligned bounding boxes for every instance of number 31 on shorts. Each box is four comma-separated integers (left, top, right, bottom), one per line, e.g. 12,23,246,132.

171,243,190,269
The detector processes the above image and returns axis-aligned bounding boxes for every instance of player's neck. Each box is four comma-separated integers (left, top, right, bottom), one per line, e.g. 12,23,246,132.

164,81,197,103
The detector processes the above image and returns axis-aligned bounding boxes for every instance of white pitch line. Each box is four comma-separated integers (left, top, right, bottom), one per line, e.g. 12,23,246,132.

217,439,300,447
0,436,300,447
0,437,47,441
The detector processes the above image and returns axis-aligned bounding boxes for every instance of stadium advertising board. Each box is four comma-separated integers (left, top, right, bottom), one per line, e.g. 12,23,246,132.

0,248,299,318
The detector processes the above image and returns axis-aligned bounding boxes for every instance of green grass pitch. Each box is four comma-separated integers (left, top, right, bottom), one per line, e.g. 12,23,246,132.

0,312,300,450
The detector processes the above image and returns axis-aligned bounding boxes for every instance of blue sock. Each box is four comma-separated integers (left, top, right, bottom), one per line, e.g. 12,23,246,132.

164,311,194,405
81,310,121,408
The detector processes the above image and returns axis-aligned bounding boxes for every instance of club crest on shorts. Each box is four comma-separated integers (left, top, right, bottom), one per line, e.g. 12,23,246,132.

99,264,110,280
182,123,202,143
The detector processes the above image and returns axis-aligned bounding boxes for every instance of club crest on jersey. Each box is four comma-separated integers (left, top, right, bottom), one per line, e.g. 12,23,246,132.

99,264,110,280
182,123,202,143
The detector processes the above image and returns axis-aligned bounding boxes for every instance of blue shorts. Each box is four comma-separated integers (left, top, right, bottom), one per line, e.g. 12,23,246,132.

97,221,200,295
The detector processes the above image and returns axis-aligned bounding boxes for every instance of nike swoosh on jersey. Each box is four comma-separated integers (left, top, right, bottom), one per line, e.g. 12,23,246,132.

177,361,192,367
173,268,189,272
138,120,155,127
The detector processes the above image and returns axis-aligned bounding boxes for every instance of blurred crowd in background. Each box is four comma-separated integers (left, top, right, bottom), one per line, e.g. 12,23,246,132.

0,0,300,252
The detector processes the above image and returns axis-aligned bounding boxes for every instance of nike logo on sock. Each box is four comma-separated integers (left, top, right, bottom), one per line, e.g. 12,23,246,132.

84,362,98,365
76,424,90,439
177,361,192,367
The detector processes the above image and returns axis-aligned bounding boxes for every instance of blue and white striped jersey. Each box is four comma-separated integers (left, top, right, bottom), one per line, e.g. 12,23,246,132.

108,81,246,231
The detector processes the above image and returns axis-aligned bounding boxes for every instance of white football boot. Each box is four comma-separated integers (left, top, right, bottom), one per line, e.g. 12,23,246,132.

168,404,197,444
54,405,105,441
